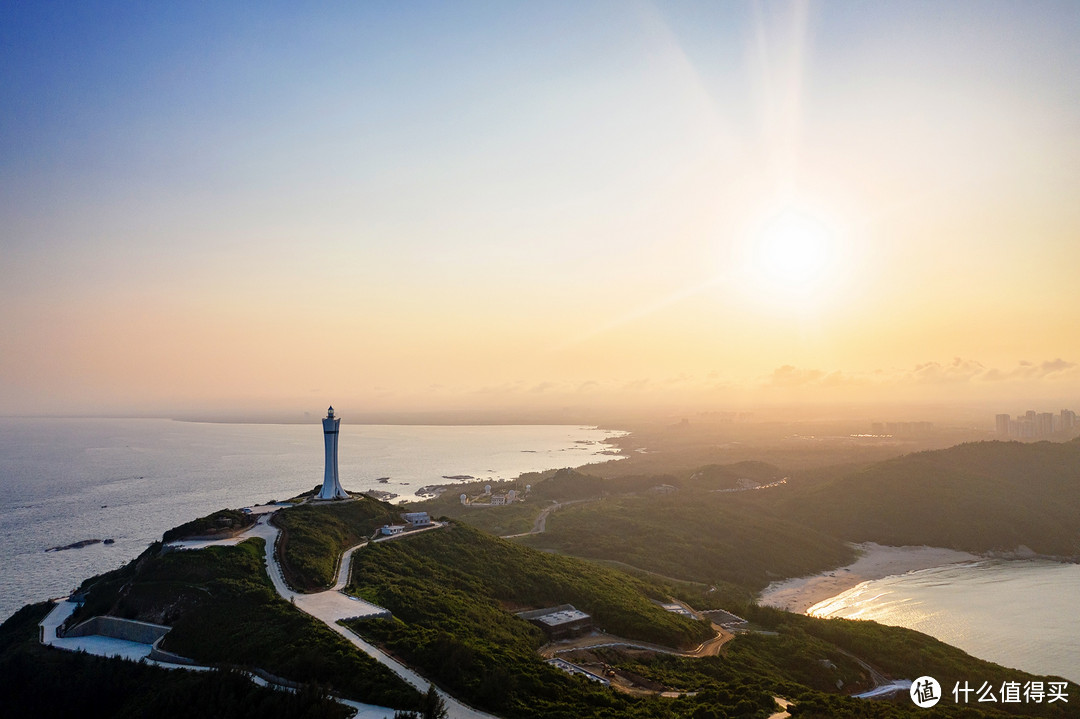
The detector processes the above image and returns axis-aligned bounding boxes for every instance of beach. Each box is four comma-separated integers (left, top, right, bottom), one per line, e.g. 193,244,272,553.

757,542,980,614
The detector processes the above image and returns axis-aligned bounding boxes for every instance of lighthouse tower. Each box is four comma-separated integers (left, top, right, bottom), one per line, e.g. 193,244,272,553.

317,406,348,500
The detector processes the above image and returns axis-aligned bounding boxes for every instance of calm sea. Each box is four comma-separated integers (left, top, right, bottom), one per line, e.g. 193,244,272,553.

0,418,626,621
808,560,1080,683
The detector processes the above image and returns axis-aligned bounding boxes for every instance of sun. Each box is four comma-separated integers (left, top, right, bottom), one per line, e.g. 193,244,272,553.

747,206,838,299
754,208,833,287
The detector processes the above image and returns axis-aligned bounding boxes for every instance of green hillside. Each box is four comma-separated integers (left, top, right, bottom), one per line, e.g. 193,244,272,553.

68,537,419,710
6,498,1080,719
273,495,399,589
0,603,349,719
780,439,1080,555
521,492,855,591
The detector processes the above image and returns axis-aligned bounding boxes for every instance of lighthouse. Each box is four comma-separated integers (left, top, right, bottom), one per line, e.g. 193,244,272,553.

317,406,348,500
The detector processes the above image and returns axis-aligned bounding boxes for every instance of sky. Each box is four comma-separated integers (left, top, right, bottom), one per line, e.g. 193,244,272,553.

2,1,1080,421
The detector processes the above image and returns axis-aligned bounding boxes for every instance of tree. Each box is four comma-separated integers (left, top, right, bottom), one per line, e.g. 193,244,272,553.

422,685,448,719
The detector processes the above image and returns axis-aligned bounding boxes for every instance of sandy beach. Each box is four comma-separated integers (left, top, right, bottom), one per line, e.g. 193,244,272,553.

758,543,980,614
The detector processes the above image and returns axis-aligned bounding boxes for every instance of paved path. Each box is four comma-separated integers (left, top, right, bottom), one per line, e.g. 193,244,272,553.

249,516,497,719
501,498,599,539
768,696,794,718
540,624,733,660
39,599,398,717
53,511,495,718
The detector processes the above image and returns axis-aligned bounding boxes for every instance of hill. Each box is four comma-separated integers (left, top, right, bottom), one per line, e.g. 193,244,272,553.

778,439,1080,556
66,537,419,710
273,495,399,590
0,603,349,719
520,491,855,591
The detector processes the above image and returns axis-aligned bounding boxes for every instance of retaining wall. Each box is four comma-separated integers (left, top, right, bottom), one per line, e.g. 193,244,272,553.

65,616,170,644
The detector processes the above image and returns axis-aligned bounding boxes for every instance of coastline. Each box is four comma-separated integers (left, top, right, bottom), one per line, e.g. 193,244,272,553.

757,542,980,614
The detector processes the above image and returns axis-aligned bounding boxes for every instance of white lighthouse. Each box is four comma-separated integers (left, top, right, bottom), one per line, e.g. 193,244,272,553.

317,406,348,500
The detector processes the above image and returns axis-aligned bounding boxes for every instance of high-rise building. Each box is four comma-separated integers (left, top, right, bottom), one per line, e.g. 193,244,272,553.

1061,409,1076,433
995,414,1011,436
317,405,349,500
1036,412,1055,437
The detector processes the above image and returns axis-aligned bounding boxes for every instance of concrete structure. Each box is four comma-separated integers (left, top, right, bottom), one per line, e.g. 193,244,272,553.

659,602,695,618
490,494,508,506
403,512,431,526
318,406,348,500
546,658,610,685
518,604,593,640
702,608,748,629
65,616,170,644
380,524,407,536
1063,409,1077,432
460,493,468,505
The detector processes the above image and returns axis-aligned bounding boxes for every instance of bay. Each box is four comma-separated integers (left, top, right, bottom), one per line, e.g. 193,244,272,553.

808,559,1080,684
0,418,625,621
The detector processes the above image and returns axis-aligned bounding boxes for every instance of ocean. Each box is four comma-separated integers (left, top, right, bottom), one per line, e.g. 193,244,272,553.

0,418,626,622
808,559,1080,684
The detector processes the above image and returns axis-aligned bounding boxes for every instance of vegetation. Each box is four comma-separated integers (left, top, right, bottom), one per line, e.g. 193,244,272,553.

345,522,720,717
743,604,1080,713
410,468,608,536
681,461,784,491
521,492,855,591
72,536,419,709
450,440,1080,601
162,508,255,542
14,438,1080,718
775,439,1080,556
342,522,1079,718
351,522,711,648
0,603,350,719
273,496,399,589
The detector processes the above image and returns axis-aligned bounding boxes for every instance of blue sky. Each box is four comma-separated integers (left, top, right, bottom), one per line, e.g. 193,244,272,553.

3,1,1080,417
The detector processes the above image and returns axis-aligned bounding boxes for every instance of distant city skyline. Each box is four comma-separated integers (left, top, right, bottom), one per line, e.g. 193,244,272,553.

3,2,1080,418
996,408,1078,439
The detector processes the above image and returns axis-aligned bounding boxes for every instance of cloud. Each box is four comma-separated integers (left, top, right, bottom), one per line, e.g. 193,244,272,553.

766,365,825,388
760,357,1080,393
470,381,527,395
906,357,986,384
982,358,1079,382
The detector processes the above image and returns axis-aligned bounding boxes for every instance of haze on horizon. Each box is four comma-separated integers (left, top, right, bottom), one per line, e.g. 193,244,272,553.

3,1,1079,422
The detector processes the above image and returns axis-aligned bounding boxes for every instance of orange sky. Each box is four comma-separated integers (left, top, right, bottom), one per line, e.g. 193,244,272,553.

2,2,1079,420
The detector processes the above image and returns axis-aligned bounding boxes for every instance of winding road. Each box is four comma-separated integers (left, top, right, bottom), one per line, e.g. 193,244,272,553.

248,514,497,719
41,511,496,719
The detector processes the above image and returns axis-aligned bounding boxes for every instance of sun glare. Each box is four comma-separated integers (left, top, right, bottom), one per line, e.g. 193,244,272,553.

741,205,842,309
754,209,834,288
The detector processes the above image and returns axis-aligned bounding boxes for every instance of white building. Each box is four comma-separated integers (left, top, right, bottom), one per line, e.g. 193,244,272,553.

317,406,349,500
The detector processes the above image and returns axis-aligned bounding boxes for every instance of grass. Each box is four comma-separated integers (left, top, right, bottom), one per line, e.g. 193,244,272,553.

0,602,350,719
521,491,855,591
773,439,1080,556
272,496,399,590
161,508,255,542
71,535,420,710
